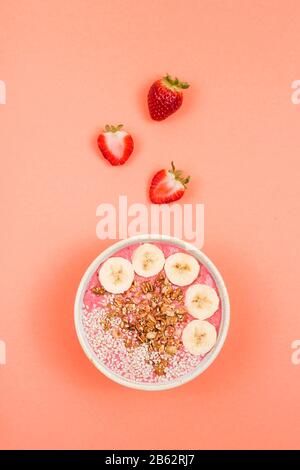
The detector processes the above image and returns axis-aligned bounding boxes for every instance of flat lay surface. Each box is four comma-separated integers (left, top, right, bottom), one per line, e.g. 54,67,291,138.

0,0,299,449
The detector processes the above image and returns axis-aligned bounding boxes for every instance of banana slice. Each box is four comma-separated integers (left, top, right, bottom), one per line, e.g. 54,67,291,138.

132,243,165,277
98,257,134,294
182,320,217,356
164,252,199,286
185,284,219,320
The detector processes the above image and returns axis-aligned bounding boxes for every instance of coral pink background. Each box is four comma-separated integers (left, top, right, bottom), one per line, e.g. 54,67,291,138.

0,0,300,450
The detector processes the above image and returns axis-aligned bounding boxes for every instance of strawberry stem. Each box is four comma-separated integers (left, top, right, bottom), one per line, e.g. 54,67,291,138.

169,161,190,188
163,74,190,91
104,124,123,132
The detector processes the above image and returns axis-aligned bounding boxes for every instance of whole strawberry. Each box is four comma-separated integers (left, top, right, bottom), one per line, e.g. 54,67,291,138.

148,74,190,121
149,161,190,204
97,124,134,166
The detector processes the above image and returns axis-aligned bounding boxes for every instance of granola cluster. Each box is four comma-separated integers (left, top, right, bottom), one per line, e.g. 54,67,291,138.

92,272,188,375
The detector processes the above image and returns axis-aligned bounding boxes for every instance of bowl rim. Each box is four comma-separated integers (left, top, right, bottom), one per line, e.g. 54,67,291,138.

74,234,230,391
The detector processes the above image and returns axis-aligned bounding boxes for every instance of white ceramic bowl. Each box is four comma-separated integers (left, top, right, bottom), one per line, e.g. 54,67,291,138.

74,234,230,391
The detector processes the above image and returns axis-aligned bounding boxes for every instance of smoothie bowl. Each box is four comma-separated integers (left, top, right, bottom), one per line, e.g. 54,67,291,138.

74,235,230,390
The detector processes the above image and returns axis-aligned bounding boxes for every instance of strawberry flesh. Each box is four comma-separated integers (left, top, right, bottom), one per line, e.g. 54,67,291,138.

149,162,190,204
97,124,134,166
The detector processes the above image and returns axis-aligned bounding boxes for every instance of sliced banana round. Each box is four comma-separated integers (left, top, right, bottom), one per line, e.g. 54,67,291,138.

132,243,165,277
185,284,219,320
164,252,199,286
182,320,217,356
98,257,134,294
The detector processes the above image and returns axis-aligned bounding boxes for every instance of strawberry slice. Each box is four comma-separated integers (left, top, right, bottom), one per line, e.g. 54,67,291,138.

97,124,134,166
149,162,190,204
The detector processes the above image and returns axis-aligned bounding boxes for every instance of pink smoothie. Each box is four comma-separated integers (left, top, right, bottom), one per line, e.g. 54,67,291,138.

81,242,222,384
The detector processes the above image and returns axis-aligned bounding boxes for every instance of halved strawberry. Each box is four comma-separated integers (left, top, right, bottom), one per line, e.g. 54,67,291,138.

97,124,134,165
149,162,190,204
148,74,190,121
